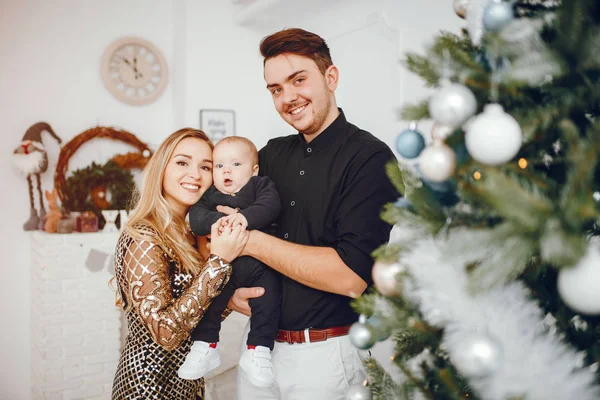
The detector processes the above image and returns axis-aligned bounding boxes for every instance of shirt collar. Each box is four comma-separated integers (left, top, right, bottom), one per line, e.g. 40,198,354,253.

298,108,347,156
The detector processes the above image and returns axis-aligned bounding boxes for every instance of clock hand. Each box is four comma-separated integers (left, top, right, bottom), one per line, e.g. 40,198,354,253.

133,57,142,79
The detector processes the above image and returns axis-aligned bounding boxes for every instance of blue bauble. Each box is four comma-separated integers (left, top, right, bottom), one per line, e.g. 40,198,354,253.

395,197,411,208
483,1,514,32
423,178,455,194
451,141,470,166
428,183,460,207
415,164,460,207
395,129,426,159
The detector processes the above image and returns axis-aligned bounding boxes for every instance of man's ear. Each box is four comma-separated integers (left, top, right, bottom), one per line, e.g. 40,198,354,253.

252,164,259,176
325,65,339,91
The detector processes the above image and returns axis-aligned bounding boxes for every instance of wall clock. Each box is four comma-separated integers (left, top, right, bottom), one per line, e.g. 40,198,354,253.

101,36,168,106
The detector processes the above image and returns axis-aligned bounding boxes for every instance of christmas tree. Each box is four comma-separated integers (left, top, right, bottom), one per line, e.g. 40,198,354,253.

347,1,600,399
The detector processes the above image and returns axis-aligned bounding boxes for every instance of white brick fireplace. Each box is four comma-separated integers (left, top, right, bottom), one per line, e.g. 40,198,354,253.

29,231,248,400
30,231,121,400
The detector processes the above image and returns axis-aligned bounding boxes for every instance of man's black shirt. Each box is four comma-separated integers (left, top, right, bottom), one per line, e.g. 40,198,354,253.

259,110,399,330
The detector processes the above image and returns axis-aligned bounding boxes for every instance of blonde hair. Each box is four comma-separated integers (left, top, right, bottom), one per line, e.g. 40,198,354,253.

126,128,214,275
215,136,259,165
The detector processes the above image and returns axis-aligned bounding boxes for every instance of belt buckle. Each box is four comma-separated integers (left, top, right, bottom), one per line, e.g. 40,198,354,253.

304,328,311,344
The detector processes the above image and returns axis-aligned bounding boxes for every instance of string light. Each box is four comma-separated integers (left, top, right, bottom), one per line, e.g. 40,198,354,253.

473,171,482,180
518,158,528,169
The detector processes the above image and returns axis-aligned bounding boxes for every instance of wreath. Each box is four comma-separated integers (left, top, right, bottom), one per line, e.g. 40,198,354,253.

61,160,135,215
54,126,152,228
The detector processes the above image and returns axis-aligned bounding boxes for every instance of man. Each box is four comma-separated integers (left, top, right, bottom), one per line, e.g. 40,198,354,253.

226,28,399,399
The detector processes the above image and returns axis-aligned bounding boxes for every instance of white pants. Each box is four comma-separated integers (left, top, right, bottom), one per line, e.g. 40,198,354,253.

236,320,366,400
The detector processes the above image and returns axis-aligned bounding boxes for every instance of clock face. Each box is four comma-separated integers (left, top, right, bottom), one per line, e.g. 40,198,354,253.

101,37,168,106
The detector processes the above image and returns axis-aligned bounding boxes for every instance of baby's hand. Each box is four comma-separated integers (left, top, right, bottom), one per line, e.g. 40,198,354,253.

223,213,248,231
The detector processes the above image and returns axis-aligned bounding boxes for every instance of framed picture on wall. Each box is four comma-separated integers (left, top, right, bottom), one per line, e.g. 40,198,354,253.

199,109,236,143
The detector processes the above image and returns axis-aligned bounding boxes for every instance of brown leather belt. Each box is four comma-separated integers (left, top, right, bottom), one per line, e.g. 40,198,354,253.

275,325,352,344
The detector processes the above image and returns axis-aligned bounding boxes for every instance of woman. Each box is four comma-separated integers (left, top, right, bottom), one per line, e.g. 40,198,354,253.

111,128,248,399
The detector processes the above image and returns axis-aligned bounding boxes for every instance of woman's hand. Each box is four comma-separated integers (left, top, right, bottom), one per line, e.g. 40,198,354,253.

222,213,248,231
228,287,265,316
209,219,248,263
196,235,210,261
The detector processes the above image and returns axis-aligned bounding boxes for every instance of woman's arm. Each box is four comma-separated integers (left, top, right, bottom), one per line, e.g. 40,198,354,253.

122,239,231,351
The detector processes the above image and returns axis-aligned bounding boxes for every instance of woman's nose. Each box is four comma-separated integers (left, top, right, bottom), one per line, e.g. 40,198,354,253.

188,169,201,180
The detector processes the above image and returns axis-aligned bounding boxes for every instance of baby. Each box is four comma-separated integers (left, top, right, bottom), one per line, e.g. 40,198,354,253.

177,136,281,388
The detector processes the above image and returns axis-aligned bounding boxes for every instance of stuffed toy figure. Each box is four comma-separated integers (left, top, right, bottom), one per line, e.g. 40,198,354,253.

12,122,62,230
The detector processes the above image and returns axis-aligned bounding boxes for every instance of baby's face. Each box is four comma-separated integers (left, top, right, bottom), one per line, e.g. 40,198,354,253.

212,141,258,195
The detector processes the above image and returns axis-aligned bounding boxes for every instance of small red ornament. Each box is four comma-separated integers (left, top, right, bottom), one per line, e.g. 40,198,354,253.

80,211,99,233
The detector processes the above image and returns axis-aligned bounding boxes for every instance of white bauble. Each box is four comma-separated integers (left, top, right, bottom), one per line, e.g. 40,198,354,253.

431,123,454,141
372,261,404,297
418,142,456,182
558,244,600,315
465,103,523,165
429,83,478,127
452,332,502,378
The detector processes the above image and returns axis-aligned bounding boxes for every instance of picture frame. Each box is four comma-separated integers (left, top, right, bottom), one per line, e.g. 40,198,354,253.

199,109,236,143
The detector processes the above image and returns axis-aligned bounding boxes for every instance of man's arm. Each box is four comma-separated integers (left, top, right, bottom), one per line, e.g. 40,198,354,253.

245,230,366,298
248,147,398,298
248,139,399,299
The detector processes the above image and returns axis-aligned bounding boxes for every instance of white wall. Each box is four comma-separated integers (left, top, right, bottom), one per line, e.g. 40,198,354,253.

0,0,461,398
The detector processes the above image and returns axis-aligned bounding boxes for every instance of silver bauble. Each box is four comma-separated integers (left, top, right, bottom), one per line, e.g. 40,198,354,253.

349,321,376,350
372,261,404,297
418,142,456,183
558,244,600,315
346,383,372,400
452,332,502,378
453,0,469,19
429,83,477,128
483,0,514,32
367,315,391,342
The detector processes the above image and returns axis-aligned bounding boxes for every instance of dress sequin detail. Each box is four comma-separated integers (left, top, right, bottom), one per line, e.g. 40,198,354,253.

111,228,231,400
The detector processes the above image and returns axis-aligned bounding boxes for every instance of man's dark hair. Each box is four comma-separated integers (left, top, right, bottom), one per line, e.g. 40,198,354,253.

259,28,333,75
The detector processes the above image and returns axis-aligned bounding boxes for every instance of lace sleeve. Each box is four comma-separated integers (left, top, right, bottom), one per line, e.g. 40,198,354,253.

122,238,231,350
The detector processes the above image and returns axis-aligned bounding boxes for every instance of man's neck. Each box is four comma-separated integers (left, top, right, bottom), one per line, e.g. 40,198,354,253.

302,107,340,144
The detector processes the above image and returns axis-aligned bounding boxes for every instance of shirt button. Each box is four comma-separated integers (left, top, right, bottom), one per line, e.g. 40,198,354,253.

284,233,289,239
290,201,295,206
299,170,305,176
307,147,312,153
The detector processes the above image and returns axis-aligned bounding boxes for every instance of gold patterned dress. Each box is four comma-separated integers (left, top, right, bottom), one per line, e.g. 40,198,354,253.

111,228,232,400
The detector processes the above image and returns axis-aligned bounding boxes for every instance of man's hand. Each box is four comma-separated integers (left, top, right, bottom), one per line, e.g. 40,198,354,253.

227,287,265,317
